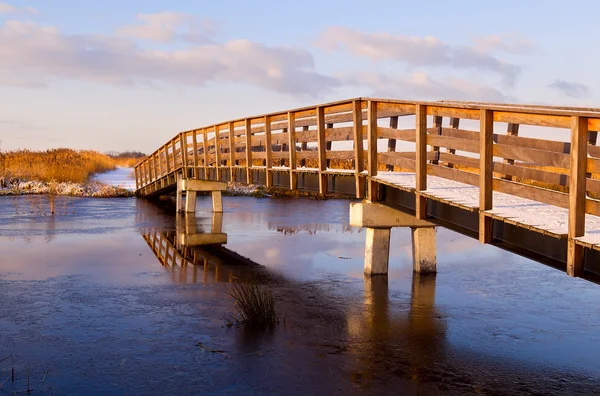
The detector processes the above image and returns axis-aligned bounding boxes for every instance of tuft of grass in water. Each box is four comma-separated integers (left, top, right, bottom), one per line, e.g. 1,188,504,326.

226,275,278,330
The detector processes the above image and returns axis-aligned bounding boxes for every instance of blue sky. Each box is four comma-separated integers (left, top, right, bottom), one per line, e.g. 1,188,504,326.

0,0,598,153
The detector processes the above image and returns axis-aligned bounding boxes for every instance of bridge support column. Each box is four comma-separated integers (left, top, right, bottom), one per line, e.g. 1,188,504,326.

212,191,223,213
350,202,437,275
177,178,227,213
185,191,197,213
365,228,391,275
411,227,436,273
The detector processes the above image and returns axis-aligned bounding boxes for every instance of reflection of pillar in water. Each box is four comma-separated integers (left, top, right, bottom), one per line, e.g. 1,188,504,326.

363,274,390,340
203,259,209,283
407,273,445,381
409,273,437,336
192,262,198,283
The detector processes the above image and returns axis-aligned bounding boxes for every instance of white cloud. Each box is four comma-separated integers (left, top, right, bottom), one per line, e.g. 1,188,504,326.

548,80,591,98
116,12,213,44
317,27,522,87
0,2,37,14
473,34,534,55
344,71,509,102
0,19,339,96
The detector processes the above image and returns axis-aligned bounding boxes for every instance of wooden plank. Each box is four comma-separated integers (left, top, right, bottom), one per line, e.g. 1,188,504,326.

202,129,208,169
367,100,378,201
353,100,364,199
265,115,273,188
387,116,398,171
317,106,327,194
428,164,479,186
502,123,520,180
415,104,427,219
428,106,480,120
431,116,443,165
378,152,416,171
494,110,570,128
427,134,479,153
568,116,587,277
245,119,252,183
479,109,494,243
493,178,569,208
228,122,235,181
493,144,570,168
214,126,221,180
377,127,416,142
446,117,460,168
288,112,297,190
192,130,199,176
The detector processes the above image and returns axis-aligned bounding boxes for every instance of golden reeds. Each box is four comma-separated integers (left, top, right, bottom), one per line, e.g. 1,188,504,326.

0,149,142,183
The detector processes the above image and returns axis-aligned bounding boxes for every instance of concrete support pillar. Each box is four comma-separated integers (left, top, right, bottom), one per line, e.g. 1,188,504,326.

176,174,183,213
411,227,437,273
212,190,223,213
364,228,391,275
185,191,197,213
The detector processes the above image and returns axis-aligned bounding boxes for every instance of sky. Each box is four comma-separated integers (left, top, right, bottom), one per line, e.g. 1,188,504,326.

0,0,598,154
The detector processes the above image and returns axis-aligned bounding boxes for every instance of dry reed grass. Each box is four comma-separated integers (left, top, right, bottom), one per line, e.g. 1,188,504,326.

0,149,143,183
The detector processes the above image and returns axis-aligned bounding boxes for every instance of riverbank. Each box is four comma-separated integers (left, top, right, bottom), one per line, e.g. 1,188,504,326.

0,178,134,197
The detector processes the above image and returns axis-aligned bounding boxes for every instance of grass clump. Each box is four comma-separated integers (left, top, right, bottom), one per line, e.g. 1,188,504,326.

226,275,278,330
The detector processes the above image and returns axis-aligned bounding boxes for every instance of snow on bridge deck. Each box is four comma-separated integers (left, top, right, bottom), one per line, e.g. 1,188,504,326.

374,172,600,246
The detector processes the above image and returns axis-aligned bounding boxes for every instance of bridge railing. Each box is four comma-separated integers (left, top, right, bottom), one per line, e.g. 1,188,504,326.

134,97,600,270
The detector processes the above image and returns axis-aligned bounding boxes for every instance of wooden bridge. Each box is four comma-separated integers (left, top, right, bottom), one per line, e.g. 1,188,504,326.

134,98,600,280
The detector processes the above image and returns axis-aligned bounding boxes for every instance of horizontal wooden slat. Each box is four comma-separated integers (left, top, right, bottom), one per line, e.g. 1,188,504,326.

378,152,416,171
493,178,569,208
494,111,570,128
493,144,570,168
427,164,479,186
427,106,480,120
427,135,479,153
377,127,416,141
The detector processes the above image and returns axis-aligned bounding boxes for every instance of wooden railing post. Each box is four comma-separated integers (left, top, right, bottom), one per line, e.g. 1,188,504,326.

446,117,460,168
202,128,208,180
214,125,221,181
228,122,235,181
134,166,140,190
192,130,199,179
317,106,327,194
431,116,443,165
367,100,378,201
245,119,253,184
479,109,494,243
415,104,427,219
145,161,151,186
170,141,176,173
326,122,333,168
300,126,309,167
153,154,158,182
353,100,365,199
586,130,597,179
502,123,520,180
287,112,297,190
567,115,588,277
158,149,163,179
265,115,273,188
179,133,187,177
165,145,171,174
386,115,398,171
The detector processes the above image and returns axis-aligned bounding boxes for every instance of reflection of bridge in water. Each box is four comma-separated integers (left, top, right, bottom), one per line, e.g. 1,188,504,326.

140,205,447,383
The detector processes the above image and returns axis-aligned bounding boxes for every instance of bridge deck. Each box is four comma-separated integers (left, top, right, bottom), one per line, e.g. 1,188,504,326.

375,171,600,245
134,97,600,278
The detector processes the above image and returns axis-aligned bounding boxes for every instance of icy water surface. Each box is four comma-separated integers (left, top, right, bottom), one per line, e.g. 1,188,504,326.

1,194,600,395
